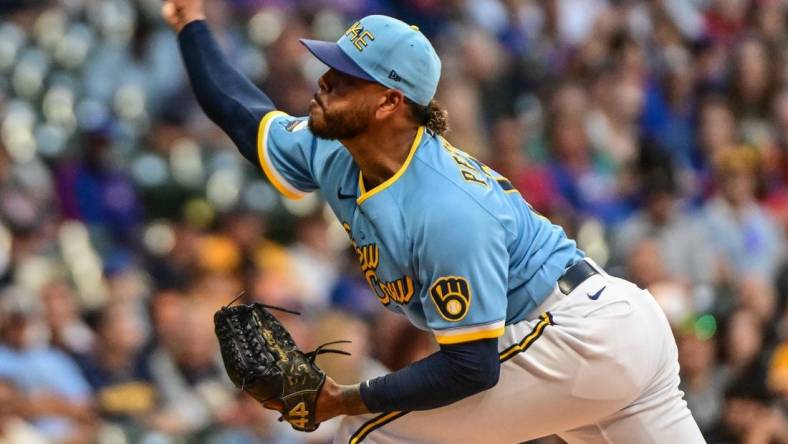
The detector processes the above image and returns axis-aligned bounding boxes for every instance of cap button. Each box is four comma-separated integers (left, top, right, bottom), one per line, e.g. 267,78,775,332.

410,25,420,31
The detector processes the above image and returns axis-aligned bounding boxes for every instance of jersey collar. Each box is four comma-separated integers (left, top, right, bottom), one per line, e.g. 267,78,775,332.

356,126,425,205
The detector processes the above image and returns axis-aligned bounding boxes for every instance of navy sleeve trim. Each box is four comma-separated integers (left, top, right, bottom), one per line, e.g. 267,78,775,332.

359,338,500,412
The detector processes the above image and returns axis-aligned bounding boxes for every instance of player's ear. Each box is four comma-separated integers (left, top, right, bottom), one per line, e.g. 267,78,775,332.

375,89,405,120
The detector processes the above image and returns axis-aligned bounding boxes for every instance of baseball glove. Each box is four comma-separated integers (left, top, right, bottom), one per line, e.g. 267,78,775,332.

214,295,349,431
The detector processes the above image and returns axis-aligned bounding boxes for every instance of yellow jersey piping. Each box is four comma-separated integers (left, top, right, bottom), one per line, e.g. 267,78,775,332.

256,110,307,200
356,126,424,205
434,325,506,345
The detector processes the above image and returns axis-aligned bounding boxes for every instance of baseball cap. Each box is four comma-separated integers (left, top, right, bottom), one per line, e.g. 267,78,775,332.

300,15,441,106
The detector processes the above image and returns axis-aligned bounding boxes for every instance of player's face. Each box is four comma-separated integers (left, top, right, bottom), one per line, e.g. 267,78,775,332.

308,69,381,140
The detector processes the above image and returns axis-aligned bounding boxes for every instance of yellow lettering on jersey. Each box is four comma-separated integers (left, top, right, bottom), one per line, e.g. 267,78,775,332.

364,270,388,305
380,276,414,305
343,222,414,307
440,137,531,200
357,244,379,272
461,170,486,185
441,138,490,187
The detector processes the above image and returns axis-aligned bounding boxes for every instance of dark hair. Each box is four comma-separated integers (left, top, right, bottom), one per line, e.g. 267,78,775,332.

407,99,449,136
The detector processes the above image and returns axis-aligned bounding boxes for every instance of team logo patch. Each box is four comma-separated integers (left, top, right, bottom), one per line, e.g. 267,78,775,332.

429,276,472,322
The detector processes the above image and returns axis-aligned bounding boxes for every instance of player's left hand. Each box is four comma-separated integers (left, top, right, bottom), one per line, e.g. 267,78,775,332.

214,301,351,432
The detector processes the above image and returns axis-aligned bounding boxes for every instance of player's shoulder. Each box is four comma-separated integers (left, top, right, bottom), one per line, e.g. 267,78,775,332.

267,112,350,159
399,131,513,236
406,130,512,223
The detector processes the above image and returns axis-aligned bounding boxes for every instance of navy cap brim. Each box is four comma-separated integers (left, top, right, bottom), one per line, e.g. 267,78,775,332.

299,39,376,82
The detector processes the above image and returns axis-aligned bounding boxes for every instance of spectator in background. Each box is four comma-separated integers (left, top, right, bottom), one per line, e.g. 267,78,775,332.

731,36,778,127
40,278,94,357
0,378,48,444
768,340,788,408
586,67,644,169
76,303,154,439
737,275,778,328
312,310,386,385
547,103,624,223
720,309,768,384
0,287,96,444
488,117,560,216
148,222,202,290
612,167,715,289
221,209,268,273
704,0,751,45
287,212,339,309
0,144,57,267
701,147,784,281
774,88,788,147
708,374,788,444
625,237,696,326
146,298,235,439
678,328,724,436
639,45,698,172
694,95,734,191
56,130,142,253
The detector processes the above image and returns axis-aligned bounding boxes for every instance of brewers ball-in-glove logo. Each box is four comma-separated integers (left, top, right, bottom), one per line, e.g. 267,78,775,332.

429,276,472,321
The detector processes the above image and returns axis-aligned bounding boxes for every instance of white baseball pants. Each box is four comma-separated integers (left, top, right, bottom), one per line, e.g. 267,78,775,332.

334,265,704,444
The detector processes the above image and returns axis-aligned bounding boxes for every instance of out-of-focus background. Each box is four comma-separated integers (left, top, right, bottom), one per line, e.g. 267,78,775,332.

0,0,787,443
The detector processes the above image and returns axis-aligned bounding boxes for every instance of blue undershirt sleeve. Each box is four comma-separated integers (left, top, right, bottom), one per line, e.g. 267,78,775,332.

359,338,500,412
178,20,275,165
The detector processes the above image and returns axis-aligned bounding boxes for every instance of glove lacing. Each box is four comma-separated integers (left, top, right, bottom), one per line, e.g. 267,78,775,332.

225,292,352,387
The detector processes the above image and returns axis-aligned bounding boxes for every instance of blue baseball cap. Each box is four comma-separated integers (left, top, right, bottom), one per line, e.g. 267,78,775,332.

300,15,441,106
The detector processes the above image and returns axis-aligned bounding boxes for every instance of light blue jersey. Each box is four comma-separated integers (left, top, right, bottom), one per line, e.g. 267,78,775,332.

258,111,583,344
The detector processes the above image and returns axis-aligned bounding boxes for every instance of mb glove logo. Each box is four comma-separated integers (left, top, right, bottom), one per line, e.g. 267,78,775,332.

429,276,472,322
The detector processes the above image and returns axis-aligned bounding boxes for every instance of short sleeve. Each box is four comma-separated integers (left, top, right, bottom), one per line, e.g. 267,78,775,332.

257,111,318,199
414,202,508,345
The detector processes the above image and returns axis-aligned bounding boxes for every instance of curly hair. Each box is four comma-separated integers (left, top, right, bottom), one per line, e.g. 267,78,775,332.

408,99,449,136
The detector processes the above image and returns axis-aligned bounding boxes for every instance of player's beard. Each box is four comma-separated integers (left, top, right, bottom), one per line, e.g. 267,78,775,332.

308,103,370,140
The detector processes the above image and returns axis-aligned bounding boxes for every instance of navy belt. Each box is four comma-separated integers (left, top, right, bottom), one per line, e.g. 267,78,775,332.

557,259,600,295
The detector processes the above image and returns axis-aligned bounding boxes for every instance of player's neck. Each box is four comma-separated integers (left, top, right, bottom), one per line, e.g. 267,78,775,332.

341,124,419,190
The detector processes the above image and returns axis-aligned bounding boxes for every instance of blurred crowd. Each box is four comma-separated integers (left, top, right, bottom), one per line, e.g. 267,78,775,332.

0,0,788,443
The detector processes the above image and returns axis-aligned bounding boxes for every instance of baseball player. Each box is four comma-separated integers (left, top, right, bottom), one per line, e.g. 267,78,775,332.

163,1,704,442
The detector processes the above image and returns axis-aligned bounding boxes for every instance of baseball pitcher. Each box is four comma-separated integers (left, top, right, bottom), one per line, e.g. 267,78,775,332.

163,1,705,442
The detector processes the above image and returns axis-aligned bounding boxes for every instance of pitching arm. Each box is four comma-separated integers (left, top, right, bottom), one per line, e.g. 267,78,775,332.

178,20,274,165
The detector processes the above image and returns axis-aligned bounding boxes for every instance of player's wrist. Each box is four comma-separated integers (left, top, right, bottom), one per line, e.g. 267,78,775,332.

316,379,369,422
177,14,206,33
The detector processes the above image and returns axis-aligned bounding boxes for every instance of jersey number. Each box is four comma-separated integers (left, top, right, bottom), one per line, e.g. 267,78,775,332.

429,276,472,322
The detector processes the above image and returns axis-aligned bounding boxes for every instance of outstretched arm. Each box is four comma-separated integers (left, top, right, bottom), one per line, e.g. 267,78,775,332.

165,1,274,165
